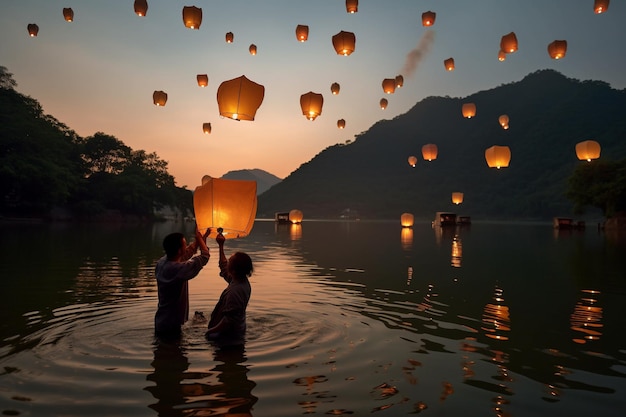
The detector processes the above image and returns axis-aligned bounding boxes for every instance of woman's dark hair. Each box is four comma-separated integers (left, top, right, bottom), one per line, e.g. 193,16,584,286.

228,252,254,278
163,232,185,259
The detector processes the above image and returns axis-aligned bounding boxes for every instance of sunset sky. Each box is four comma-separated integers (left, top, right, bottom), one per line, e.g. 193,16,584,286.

1,1,625,189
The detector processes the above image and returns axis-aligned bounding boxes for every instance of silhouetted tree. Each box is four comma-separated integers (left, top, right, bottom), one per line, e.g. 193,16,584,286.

566,159,626,218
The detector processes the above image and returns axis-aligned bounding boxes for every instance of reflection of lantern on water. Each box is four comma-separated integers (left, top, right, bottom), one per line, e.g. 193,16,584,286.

481,286,511,341
451,236,462,267
570,289,603,344
217,75,265,121
290,223,302,240
406,266,413,285
401,212,414,228
401,229,413,251
193,176,257,239
289,209,303,224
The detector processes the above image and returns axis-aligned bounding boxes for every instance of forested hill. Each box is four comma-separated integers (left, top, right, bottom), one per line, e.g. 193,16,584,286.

257,70,626,221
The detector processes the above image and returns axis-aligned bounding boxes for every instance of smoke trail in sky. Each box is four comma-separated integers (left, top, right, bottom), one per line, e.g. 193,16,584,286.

401,30,435,78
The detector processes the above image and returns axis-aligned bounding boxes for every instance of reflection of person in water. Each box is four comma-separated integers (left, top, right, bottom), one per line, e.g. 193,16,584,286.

145,340,189,417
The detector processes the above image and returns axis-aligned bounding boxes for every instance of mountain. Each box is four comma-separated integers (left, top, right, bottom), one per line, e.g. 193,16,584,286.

221,169,282,195
257,70,626,220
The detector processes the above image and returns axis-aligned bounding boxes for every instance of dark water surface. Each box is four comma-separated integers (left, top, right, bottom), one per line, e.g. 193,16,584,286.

0,219,625,416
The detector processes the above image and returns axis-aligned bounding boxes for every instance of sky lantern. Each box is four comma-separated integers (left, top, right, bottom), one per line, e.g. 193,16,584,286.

153,90,167,106
395,75,404,88
499,114,510,129
182,6,202,29
594,0,609,13
400,213,414,228
300,91,324,121
197,74,208,87
422,144,438,161
225,32,234,43
485,145,511,169
498,50,506,61
408,155,418,167
462,102,476,118
444,58,455,71
380,98,388,109
193,176,257,239
337,119,346,129
500,32,518,53
575,140,601,161
27,23,39,37
382,78,396,94
422,11,436,26
134,0,148,16
217,75,265,121
202,122,211,134
548,40,567,59
249,44,257,55
346,0,358,13
63,8,74,22
332,30,356,56
289,209,304,224
452,192,464,205
295,24,309,42
331,82,340,95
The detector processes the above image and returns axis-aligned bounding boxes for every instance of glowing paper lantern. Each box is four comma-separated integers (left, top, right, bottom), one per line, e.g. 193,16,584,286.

548,40,567,59
498,50,506,61
193,176,257,240
499,115,509,129
331,82,340,95
422,11,436,26
408,155,418,167
594,0,609,14
202,122,211,134
197,74,208,87
462,103,476,118
217,75,265,121
401,213,414,228
382,78,396,94
379,98,388,110
444,58,455,71
153,90,167,106
249,44,257,55
182,6,202,29
300,91,324,121
332,31,356,56
289,209,304,224
346,0,358,13
134,0,148,16
337,119,346,129
422,144,438,161
485,145,511,169
27,23,39,37
63,8,74,22
395,75,404,88
296,24,309,42
225,32,234,43
575,140,601,161
452,192,464,205
500,32,518,54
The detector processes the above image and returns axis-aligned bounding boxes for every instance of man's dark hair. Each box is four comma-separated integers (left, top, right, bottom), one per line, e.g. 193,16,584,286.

163,233,185,259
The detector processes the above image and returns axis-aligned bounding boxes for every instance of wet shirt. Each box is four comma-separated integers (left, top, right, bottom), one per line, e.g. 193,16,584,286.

207,277,251,339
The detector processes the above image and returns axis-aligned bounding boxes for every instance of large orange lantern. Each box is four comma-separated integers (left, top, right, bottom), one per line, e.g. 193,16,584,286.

331,82,340,95
153,90,167,106
300,91,324,121
379,98,388,110
193,176,257,239
337,119,346,129
197,74,208,87
452,192,464,205
395,75,404,88
422,11,436,26
346,0,358,13
408,155,418,167
202,123,211,134
225,32,234,43
295,24,309,42
249,44,257,55
289,209,304,224
594,0,609,14
27,23,39,37
444,58,455,71
548,40,567,59
382,78,396,94
182,6,202,29
217,75,265,121
401,213,414,228
485,145,511,169
575,140,601,161
500,32,518,53
63,8,74,22
134,0,148,16
422,144,438,161
462,103,476,118
332,31,356,56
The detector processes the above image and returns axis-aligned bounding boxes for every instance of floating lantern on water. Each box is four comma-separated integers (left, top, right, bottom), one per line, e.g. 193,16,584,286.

379,98,388,109
395,75,404,88
296,24,309,42
300,91,324,121
382,78,396,94
500,32,518,53
197,74,208,87
422,11,436,26
63,8,74,22
225,32,234,43
462,103,476,118
331,82,340,95
408,155,418,167
401,212,414,228
548,40,567,59
289,209,304,224
332,31,356,56
182,6,202,29
193,176,257,239
153,90,167,106
594,0,609,14
575,140,601,161
202,123,211,134
485,145,511,169
217,75,265,121
444,58,455,71
337,119,346,129
452,192,464,205
249,44,257,55
499,114,510,129
134,0,148,16
422,144,438,161
27,23,39,37
346,0,358,13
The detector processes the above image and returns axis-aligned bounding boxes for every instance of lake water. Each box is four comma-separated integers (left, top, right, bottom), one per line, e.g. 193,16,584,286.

0,219,625,416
